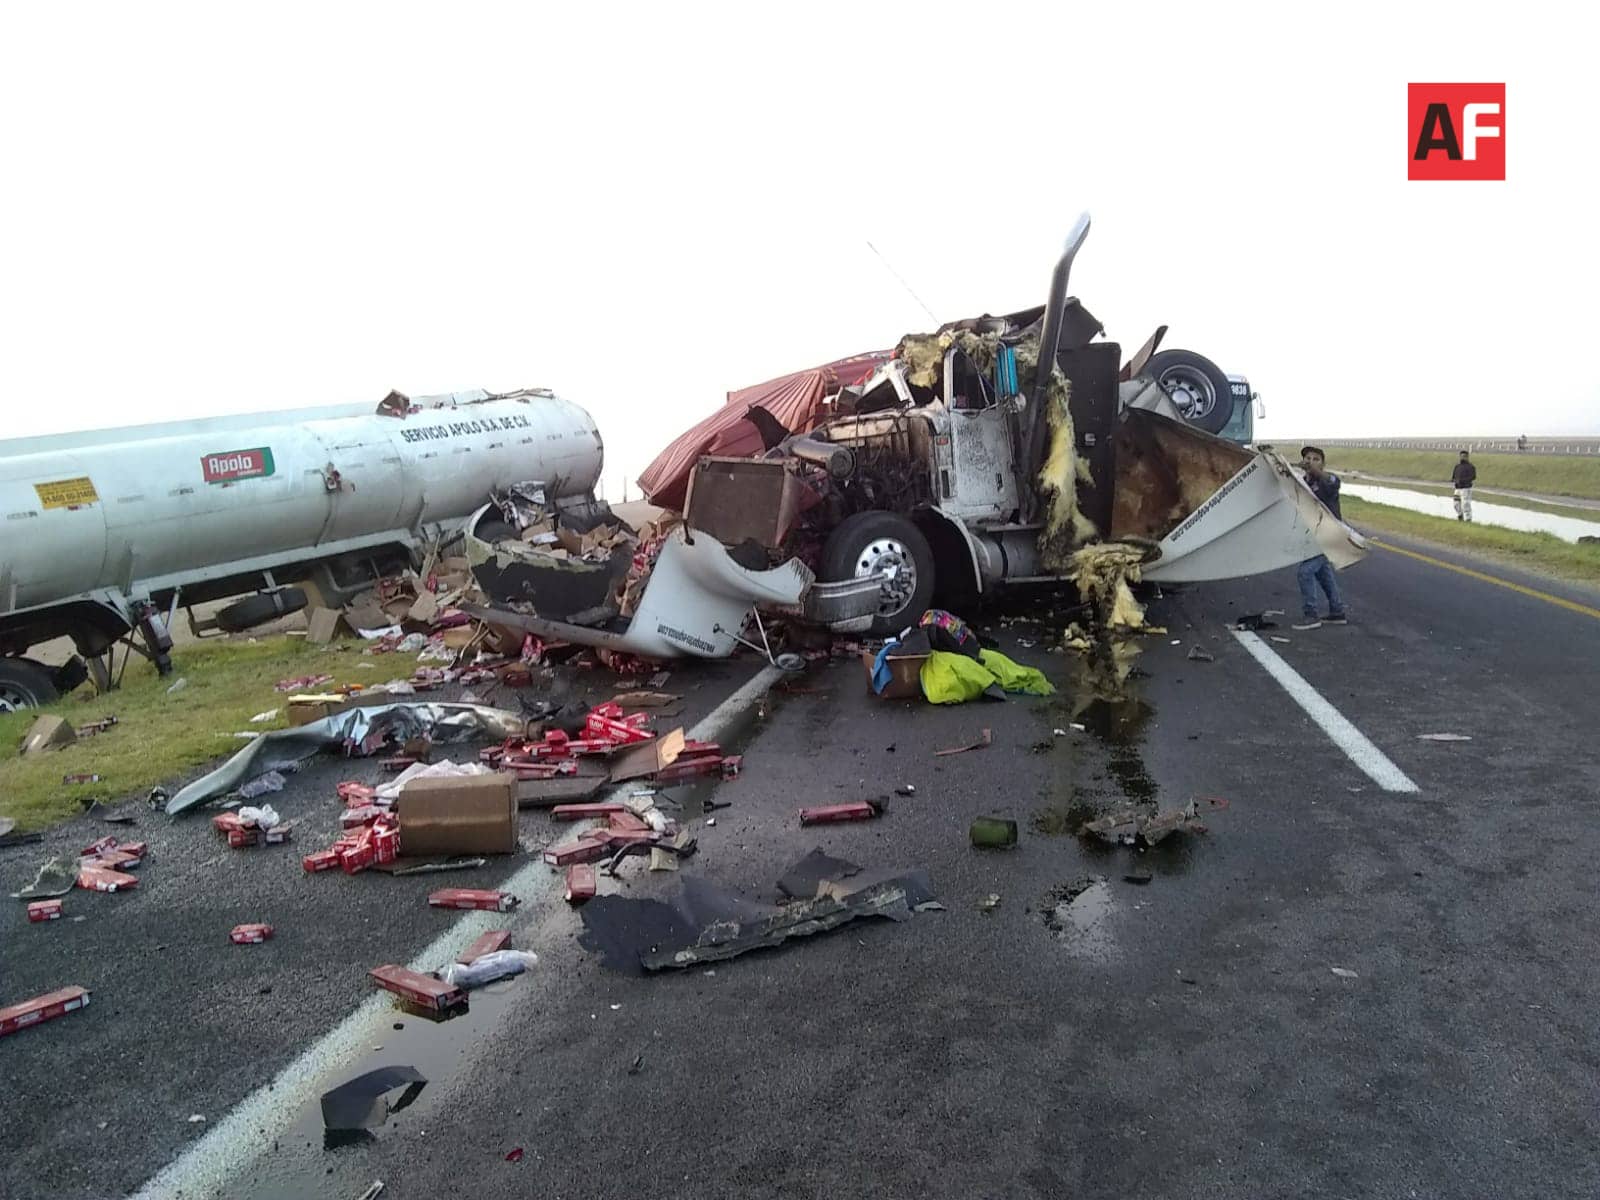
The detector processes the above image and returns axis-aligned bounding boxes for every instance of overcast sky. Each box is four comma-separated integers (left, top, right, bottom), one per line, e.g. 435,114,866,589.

2,2,1589,498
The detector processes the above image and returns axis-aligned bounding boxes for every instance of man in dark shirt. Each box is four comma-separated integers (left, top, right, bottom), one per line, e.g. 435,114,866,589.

1293,445,1348,630
1451,451,1477,521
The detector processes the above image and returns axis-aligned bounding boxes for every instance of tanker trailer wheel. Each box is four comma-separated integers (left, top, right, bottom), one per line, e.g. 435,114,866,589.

215,587,310,634
0,658,59,711
1145,349,1234,435
819,511,936,638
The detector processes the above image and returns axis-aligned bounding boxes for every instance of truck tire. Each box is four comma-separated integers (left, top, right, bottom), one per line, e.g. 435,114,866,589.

216,587,309,633
820,511,936,637
1146,349,1233,435
0,658,59,711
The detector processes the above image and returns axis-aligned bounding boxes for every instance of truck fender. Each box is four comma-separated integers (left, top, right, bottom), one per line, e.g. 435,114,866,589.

914,508,984,602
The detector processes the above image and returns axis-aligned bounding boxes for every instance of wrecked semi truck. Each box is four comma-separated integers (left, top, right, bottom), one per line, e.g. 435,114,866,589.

639,213,1364,637
0,389,604,707
463,214,1365,663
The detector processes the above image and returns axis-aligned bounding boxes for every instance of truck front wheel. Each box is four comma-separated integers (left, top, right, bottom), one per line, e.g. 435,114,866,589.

820,512,936,637
1146,349,1234,435
0,658,60,711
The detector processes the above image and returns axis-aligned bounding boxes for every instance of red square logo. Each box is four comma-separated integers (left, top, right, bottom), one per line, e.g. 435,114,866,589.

1408,83,1505,180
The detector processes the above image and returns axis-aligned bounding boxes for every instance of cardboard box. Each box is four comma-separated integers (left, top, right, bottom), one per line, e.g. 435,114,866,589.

305,607,343,644
396,772,516,856
287,696,348,726
369,965,465,1013
1,986,90,1037
21,715,75,755
861,650,929,701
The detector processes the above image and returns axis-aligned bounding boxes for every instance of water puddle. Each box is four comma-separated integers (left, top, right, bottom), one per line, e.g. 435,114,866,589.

1039,877,1116,960
1052,639,1159,806
1345,483,1600,542
232,982,525,1200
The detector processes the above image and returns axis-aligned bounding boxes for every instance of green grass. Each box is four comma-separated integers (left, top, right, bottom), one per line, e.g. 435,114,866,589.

1344,496,1600,587
0,637,417,832
1319,448,1600,502
1339,475,1596,520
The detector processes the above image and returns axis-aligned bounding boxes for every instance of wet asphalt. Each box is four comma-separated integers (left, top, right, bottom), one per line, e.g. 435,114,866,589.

4,533,1600,1200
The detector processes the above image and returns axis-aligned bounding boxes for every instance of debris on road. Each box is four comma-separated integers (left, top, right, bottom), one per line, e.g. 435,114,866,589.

1079,797,1226,847
1330,967,1359,979
11,858,77,899
27,899,64,922
935,728,993,757
456,930,512,964
799,800,884,826
506,1147,525,1163
1,985,91,1038
386,857,488,877
565,863,597,904
368,965,467,1014
77,865,138,892
438,949,538,990
970,817,1018,849
1186,645,1215,662
320,1065,427,1132
230,923,274,945
427,888,519,913
395,771,517,856
579,854,938,974
165,703,528,815
1232,612,1279,631
979,893,1002,913
1417,733,1472,742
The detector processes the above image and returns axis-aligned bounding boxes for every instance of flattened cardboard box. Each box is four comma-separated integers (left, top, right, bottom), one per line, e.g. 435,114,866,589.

396,772,517,855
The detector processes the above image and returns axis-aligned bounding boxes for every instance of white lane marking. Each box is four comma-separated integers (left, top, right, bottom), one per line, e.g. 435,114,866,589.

132,662,785,1200
1229,630,1419,794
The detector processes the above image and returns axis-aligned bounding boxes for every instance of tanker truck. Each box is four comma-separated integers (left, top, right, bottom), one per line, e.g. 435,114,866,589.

0,388,606,708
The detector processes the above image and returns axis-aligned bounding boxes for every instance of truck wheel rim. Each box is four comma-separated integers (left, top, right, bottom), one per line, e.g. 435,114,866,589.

1159,366,1217,420
856,538,916,615
0,689,28,713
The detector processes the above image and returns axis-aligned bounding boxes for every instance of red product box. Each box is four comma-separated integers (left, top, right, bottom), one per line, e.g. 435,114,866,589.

799,801,881,826
564,863,597,904
551,803,628,821
372,824,399,864
542,837,612,867
426,888,518,913
339,829,376,875
82,847,144,871
456,929,512,964
230,923,274,944
337,782,378,806
28,900,63,922
213,812,245,834
607,811,650,834
1,986,91,1038
264,824,293,845
82,835,119,857
302,850,340,873
227,827,260,849
342,806,384,829
369,965,465,1013
77,865,138,892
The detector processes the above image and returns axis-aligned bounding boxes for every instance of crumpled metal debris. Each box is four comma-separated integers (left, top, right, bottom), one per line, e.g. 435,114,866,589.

10,857,78,900
1078,797,1226,846
166,704,527,815
320,1066,427,1131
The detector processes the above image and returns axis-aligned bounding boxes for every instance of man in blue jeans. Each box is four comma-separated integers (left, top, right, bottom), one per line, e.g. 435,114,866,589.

1293,445,1348,630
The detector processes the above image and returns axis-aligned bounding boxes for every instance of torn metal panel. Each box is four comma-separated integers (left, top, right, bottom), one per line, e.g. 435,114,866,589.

464,526,812,660
320,1066,427,1131
682,456,808,550
165,704,528,815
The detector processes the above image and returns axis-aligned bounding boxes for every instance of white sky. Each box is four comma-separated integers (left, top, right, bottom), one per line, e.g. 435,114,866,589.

2,2,1592,499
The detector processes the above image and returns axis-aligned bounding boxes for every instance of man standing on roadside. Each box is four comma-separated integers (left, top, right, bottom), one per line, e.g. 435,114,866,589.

1292,445,1348,630
1451,450,1477,521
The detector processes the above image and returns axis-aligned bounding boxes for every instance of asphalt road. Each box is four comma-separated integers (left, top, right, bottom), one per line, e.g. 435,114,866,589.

5,536,1599,1200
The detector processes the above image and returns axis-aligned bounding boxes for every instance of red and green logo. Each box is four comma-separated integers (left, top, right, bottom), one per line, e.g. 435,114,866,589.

202,447,275,483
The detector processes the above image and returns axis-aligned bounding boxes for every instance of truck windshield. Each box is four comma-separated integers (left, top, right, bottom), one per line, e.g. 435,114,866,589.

1219,398,1254,445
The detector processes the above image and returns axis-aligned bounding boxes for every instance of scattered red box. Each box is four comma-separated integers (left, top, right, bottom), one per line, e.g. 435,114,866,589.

456,929,512,964
302,850,340,873
0,986,91,1038
551,803,628,821
28,900,63,922
227,827,260,849
542,837,611,867
372,824,399,864
369,965,465,1013
427,888,518,913
77,865,138,892
564,863,597,904
799,801,881,826
230,923,273,944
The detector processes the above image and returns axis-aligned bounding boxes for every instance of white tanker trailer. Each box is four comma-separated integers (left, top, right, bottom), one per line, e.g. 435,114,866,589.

0,388,605,707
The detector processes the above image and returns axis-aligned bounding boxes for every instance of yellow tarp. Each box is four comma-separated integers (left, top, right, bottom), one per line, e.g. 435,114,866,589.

920,649,1056,704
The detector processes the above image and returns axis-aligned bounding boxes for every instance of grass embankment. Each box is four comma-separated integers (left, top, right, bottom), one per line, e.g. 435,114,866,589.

1322,448,1600,503
1344,496,1600,588
0,637,416,831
